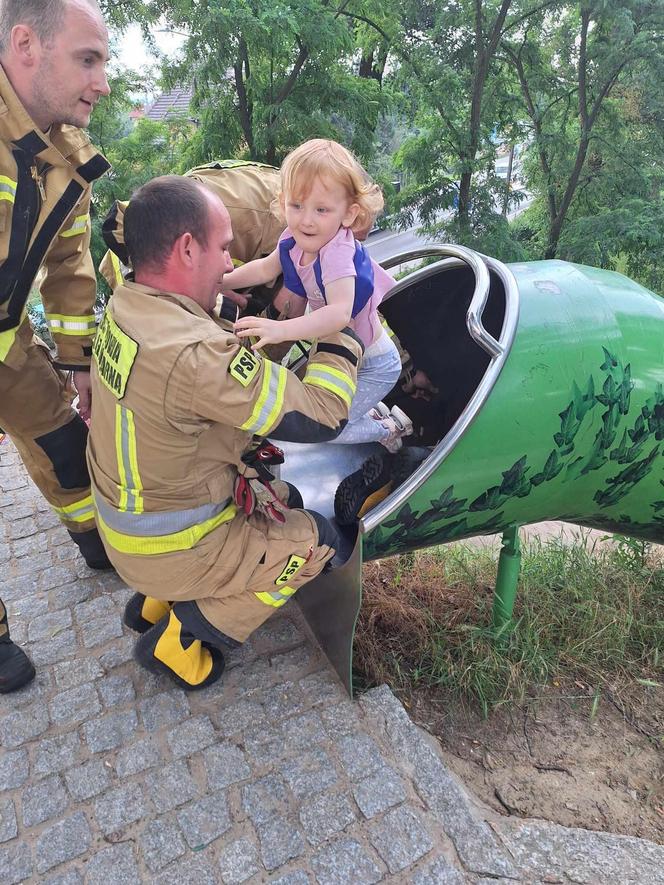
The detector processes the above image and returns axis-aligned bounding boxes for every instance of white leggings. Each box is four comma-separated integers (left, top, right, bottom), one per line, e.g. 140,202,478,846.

330,329,402,444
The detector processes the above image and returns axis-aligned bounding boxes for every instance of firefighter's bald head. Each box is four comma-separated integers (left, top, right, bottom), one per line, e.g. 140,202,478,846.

125,176,234,313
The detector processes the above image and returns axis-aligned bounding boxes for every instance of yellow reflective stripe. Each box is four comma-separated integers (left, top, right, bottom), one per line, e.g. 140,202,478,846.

0,175,16,204
239,361,287,436
0,308,25,361
255,586,297,608
46,313,96,336
231,258,245,268
110,250,123,286
114,404,143,513
51,494,95,524
96,501,237,555
303,363,356,408
154,611,213,685
381,318,395,338
59,213,89,238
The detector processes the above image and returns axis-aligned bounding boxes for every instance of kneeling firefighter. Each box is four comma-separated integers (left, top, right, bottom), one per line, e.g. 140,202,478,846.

87,175,364,690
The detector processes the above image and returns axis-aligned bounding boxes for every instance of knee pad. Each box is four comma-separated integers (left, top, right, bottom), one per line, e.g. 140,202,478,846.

36,415,89,489
306,509,339,552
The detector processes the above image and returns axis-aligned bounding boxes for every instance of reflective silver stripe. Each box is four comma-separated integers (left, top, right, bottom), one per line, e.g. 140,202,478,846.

304,367,355,401
46,316,96,332
118,406,140,512
240,360,284,434
0,180,16,199
93,490,232,538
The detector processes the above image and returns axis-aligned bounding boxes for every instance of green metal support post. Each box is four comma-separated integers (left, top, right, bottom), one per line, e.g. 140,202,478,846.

492,524,521,637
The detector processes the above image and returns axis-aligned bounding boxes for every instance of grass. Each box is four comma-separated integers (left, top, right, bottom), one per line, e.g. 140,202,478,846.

354,534,664,716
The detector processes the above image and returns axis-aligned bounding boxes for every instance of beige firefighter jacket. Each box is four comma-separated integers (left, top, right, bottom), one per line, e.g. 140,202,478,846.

99,160,284,291
87,281,363,629
0,64,110,370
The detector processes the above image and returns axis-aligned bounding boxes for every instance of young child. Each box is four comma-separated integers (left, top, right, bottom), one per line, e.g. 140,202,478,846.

224,139,412,451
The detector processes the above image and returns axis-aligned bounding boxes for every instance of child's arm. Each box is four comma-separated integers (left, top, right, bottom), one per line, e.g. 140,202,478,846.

235,277,355,350
221,247,282,292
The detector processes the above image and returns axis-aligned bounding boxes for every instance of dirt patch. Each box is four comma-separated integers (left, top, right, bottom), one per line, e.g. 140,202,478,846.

404,682,664,843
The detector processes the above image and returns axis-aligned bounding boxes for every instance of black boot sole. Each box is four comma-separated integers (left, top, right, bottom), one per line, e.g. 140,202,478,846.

123,594,167,634
334,451,394,525
0,642,36,694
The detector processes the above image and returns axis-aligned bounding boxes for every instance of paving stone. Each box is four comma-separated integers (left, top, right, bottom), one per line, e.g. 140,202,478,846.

74,594,116,623
145,759,200,813
82,709,138,752
49,681,101,726
52,656,103,691
335,732,386,781
12,550,54,575
12,531,47,557
140,690,191,731
35,811,92,874
263,680,309,722
160,853,219,885
140,817,186,873
360,685,517,879
3,749,29,788
29,627,76,665
85,842,140,884
0,703,50,748
227,654,272,693
242,773,290,826
50,579,95,611
177,792,232,848
280,746,338,799
214,696,266,737
0,841,32,884
37,564,77,592
268,644,315,680
280,710,326,749
33,731,82,776
94,781,147,834
1,572,38,601
26,596,71,642
298,670,341,704
81,614,124,648
217,837,261,885
22,773,69,827
65,759,112,801
254,616,305,649
0,797,18,843
299,791,356,846
269,873,311,885
14,592,50,624
2,667,51,709
369,806,434,873
9,515,38,539
167,714,216,758
98,635,135,669
204,742,251,789
98,673,135,707
115,735,162,777
35,509,61,531
311,838,383,885
42,869,84,885
353,765,407,818
242,722,285,758
496,819,664,884
258,816,306,871
412,856,466,884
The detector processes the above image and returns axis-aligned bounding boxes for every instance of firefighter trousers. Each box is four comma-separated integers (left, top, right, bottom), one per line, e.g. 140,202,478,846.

0,322,96,536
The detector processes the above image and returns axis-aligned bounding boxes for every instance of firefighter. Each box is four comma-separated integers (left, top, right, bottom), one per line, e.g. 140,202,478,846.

87,176,364,691
0,0,112,692
100,160,285,316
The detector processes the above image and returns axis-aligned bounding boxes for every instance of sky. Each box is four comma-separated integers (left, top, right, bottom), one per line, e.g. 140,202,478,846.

113,23,185,81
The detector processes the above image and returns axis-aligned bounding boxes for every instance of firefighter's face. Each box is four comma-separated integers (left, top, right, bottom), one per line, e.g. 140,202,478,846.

191,196,234,313
29,0,110,130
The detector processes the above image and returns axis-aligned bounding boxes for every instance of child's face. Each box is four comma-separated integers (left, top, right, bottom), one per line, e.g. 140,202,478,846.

283,176,359,256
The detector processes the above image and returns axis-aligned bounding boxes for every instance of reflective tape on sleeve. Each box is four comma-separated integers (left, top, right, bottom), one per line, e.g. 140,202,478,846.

46,313,97,336
239,360,287,436
59,213,89,238
254,585,298,608
0,175,17,205
51,493,95,524
303,363,356,407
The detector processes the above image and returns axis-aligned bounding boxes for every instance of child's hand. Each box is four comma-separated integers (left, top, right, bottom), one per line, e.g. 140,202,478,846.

234,316,287,350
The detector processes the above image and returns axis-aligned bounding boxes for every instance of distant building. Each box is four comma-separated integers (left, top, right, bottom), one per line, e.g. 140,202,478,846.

144,85,196,124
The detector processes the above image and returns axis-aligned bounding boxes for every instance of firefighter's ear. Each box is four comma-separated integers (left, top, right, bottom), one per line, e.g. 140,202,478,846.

9,25,40,67
175,232,195,266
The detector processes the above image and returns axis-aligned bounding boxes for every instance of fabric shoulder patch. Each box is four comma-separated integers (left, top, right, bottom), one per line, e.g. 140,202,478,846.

229,347,261,387
92,310,138,399
275,553,307,586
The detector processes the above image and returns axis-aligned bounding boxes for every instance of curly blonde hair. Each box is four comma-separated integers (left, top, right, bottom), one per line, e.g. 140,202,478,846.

278,139,384,238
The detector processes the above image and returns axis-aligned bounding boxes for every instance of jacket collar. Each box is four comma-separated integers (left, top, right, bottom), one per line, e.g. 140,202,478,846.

0,62,94,168
122,282,214,322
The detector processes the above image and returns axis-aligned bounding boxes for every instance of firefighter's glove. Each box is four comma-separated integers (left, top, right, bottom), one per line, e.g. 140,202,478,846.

234,441,288,523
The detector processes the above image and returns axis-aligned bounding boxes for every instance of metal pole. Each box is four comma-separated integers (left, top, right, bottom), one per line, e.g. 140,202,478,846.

492,524,521,637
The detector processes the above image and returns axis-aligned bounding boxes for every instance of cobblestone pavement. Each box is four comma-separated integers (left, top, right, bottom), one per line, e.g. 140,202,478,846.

2,440,663,884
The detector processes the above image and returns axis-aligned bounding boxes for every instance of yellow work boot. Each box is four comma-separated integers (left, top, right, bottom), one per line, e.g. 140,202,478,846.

134,605,226,691
123,593,171,634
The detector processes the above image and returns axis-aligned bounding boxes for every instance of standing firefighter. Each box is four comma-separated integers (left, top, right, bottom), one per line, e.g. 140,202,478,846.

0,0,111,692
87,176,364,690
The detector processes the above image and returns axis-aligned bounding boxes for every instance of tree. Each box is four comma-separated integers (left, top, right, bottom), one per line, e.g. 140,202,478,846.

503,0,664,258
